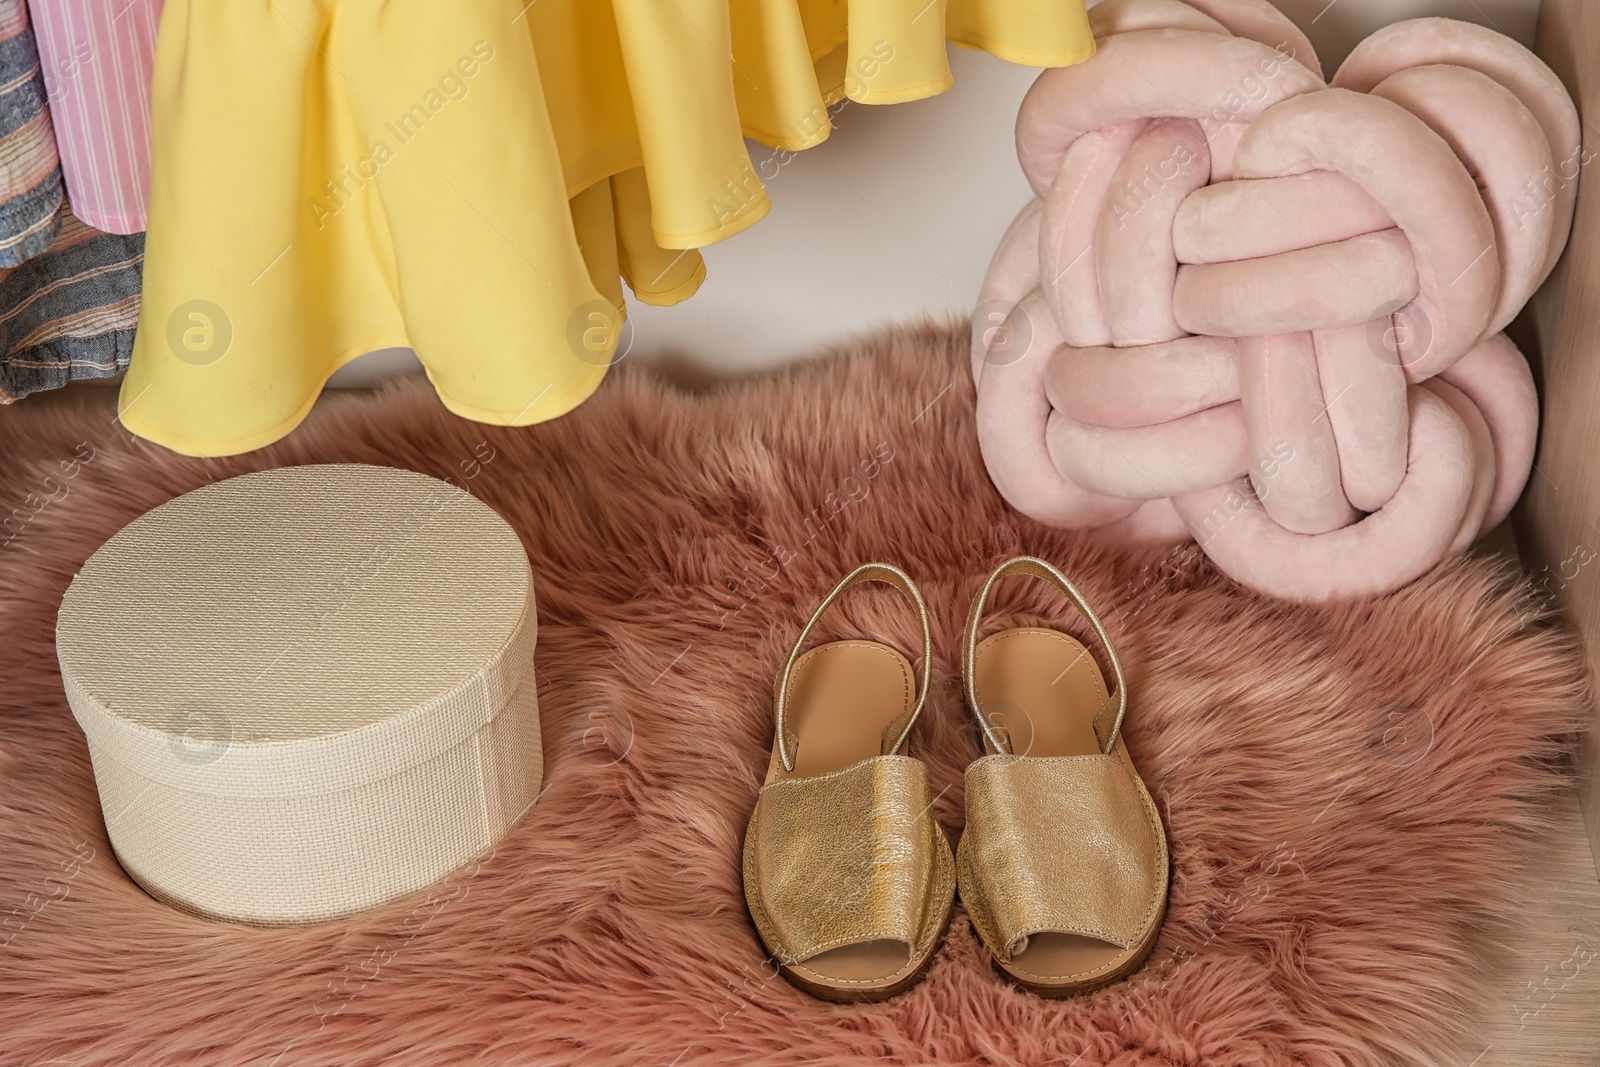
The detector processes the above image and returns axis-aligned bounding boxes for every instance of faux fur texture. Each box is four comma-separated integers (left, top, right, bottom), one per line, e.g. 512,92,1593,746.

0,322,1588,1067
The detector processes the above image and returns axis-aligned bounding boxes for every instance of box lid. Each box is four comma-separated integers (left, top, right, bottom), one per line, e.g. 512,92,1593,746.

56,464,535,797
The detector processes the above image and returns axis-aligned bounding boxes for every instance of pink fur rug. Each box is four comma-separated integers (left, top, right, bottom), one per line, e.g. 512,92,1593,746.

0,322,1588,1067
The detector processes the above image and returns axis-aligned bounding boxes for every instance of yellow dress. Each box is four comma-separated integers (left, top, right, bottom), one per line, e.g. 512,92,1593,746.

120,0,1093,456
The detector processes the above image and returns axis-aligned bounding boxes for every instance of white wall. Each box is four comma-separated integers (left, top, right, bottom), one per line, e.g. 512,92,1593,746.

331,0,1541,386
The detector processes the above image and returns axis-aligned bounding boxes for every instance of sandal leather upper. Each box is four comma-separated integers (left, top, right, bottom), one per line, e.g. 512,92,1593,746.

745,754,953,966
958,751,1165,961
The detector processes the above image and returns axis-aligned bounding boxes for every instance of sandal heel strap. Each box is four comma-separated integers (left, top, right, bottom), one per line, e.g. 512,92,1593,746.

775,562,933,773
962,556,1127,753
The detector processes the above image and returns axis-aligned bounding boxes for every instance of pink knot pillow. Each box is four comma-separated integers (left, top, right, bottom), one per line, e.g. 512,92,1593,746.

972,0,1581,601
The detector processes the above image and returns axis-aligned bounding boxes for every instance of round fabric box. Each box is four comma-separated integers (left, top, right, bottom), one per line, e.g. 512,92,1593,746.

55,464,541,925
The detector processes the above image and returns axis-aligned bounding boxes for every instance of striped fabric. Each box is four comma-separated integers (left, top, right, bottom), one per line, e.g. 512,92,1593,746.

26,0,159,235
0,204,142,401
0,0,63,265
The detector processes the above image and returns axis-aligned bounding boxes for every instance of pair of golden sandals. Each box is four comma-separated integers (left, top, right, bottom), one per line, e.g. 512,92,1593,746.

743,557,1169,1001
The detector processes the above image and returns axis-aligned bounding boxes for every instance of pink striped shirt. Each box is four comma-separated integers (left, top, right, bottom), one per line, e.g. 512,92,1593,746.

26,0,160,235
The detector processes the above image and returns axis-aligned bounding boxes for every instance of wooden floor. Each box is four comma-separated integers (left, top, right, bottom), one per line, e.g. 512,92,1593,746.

1464,525,1600,1066
1470,790,1600,1066
3,395,1599,1064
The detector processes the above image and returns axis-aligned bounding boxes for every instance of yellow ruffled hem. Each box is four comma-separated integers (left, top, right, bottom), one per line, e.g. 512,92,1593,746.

119,328,617,457
125,0,1095,457
117,333,412,459
948,33,1098,68
431,357,614,429
535,0,1097,254
629,250,711,307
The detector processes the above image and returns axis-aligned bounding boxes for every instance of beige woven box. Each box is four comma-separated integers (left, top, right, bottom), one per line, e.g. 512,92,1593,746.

55,464,541,925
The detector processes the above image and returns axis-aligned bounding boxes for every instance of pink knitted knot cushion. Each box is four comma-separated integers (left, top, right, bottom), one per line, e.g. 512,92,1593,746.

972,0,1581,601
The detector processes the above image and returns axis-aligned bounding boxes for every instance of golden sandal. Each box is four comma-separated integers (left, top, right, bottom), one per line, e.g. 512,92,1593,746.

742,563,956,1002
956,556,1169,997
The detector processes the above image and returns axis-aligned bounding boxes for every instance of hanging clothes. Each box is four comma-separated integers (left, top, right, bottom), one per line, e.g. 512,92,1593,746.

0,205,142,401
0,0,64,266
26,0,161,235
121,0,1094,457
530,0,1099,249
0,0,144,400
